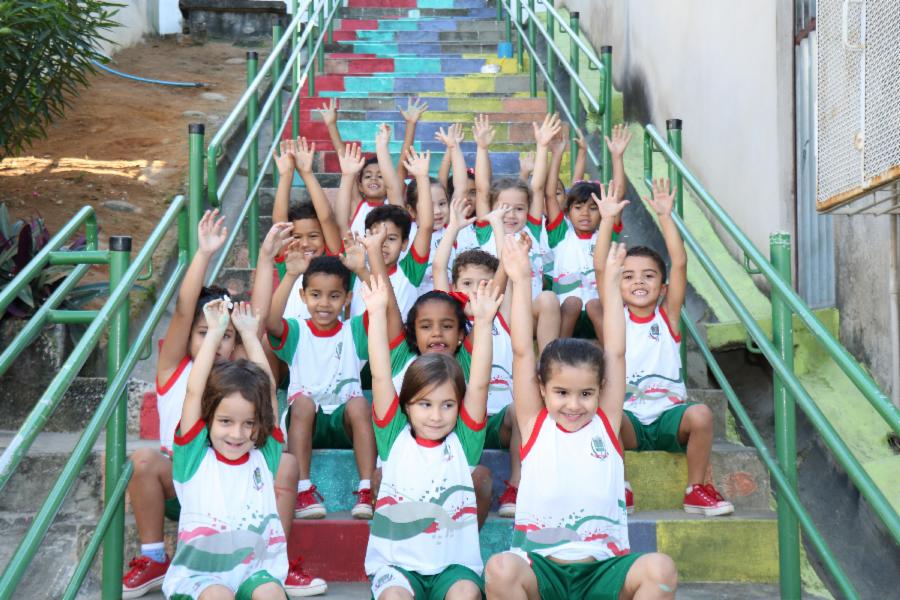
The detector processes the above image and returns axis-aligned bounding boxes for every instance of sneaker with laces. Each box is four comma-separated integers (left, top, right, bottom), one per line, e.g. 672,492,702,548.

683,483,735,516
284,557,328,597
497,481,518,518
294,485,326,519
351,488,374,519
122,555,170,599
625,481,634,514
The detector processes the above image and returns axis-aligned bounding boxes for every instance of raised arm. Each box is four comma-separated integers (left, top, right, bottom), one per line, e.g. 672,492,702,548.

463,280,503,422
436,123,467,201
359,276,398,420
317,98,345,157
598,243,627,431
433,195,476,292
592,183,629,300
647,179,686,328
158,210,226,382
504,234,544,441
182,299,229,431
396,98,428,182
375,123,404,206
335,143,365,235
545,125,569,224
266,241,311,336
604,124,632,227
361,226,404,342
518,150,535,182
404,147,434,259
529,113,561,223
294,136,342,254
272,140,297,224
573,130,588,183
251,222,294,337
473,113,495,219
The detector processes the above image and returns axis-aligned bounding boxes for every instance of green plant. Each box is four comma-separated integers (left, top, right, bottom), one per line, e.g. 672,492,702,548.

0,0,121,159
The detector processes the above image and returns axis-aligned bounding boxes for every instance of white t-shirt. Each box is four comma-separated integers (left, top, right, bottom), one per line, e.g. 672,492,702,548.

156,357,192,455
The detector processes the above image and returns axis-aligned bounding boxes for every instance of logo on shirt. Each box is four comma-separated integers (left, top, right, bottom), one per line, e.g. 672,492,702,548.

492,324,498,336
252,467,263,490
649,323,660,342
334,341,343,359
590,435,609,460
443,444,453,462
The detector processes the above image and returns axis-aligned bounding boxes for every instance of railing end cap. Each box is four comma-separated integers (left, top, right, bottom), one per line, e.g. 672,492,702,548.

109,236,132,252
601,45,612,54
189,123,205,134
666,118,683,130
247,50,259,59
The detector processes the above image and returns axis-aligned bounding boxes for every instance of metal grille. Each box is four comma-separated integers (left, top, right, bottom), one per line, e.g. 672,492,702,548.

863,0,900,184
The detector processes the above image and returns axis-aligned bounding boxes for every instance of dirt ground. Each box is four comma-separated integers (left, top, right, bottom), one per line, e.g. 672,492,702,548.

0,37,268,284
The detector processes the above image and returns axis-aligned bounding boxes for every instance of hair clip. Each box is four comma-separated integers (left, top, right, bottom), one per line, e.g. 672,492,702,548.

444,290,470,307
466,167,475,176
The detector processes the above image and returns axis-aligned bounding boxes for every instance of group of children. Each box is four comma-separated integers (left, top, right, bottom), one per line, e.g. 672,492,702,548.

121,99,734,600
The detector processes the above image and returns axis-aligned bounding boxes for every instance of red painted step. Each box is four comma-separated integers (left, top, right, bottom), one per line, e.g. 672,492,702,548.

336,19,379,30
299,74,346,95
326,58,396,75
331,31,357,42
288,517,369,581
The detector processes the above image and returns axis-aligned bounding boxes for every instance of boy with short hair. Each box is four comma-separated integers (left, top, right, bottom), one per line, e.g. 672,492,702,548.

595,178,734,516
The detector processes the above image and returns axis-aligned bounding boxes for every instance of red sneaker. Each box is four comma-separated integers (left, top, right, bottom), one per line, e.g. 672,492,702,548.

294,485,326,519
285,556,328,597
498,481,517,518
625,481,634,514
122,555,170,599
683,483,734,516
351,487,374,519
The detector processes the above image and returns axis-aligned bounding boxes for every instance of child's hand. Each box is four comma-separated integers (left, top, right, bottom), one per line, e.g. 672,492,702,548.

435,123,464,150
202,299,231,334
261,222,294,259
293,136,316,174
551,123,570,155
339,232,367,274
399,98,428,123
274,139,297,177
645,177,676,217
473,114,495,149
592,182,629,219
284,240,312,276
230,301,259,338
502,233,533,283
362,224,388,254
469,279,503,323
197,209,227,256
447,195,476,231
359,275,390,313
604,124,633,158
317,98,338,126
485,203,512,231
339,143,365,176
533,113,562,148
402,147,431,179
575,130,587,150
519,151,535,176
603,241,627,289
375,123,392,150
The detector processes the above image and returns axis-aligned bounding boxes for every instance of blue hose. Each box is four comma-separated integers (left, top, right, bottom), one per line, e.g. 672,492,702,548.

91,59,205,88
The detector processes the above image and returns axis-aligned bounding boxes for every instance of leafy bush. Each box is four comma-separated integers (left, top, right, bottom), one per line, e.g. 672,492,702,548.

0,1,120,159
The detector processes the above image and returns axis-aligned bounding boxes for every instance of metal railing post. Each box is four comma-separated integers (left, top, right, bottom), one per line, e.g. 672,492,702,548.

307,0,316,97
546,0,556,114
568,11,580,181
246,51,260,268
665,118,687,371
527,0,536,96
771,231,801,598
317,0,325,71
516,0,524,71
272,23,284,188
327,0,334,43
504,0,512,44
188,123,205,258
100,235,131,600
291,0,300,138
600,45,613,181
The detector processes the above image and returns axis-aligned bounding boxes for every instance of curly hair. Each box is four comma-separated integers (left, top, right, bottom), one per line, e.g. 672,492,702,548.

451,249,499,284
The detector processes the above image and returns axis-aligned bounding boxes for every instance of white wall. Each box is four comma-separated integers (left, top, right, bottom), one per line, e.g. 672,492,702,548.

97,0,182,56
560,0,795,255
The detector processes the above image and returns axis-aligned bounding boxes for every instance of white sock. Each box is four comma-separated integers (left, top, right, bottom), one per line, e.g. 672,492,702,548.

298,479,312,493
358,479,371,491
141,542,165,563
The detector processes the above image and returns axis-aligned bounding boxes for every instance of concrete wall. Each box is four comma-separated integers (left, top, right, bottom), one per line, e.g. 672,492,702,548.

558,0,795,257
97,0,182,56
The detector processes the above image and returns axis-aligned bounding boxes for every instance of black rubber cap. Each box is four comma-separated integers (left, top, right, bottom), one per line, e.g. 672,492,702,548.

601,45,612,54
247,51,258,59
189,123,205,134
571,11,580,19
109,236,132,252
666,118,683,130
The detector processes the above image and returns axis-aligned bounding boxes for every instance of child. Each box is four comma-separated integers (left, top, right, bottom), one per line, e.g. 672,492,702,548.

123,215,323,599
347,148,435,320
546,124,631,339
361,275,501,600
161,300,287,600
484,235,678,600
271,137,343,320
468,113,561,352
594,178,733,516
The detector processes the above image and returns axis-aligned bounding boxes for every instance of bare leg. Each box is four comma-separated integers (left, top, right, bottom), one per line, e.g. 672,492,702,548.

484,552,540,600
619,553,677,600
533,291,561,353
678,404,714,486
251,582,288,600
371,467,382,497
585,298,604,344
499,409,522,487
198,585,234,600
288,395,316,480
445,579,482,600
129,448,175,545
471,465,494,529
343,396,376,481
379,588,414,600
274,453,299,535
559,296,583,338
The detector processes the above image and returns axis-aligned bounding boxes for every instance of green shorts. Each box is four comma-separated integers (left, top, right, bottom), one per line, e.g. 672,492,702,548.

572,309,597,340
164,495,181,521
626,402,697,453
483,405,510,450
528,551,642,600
371,564,484,600
169,570,282,600
285,402,354,448
235,570,282,600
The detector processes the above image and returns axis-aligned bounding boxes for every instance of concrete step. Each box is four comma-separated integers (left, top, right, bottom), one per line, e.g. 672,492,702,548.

324,55,520,75
334,17,506,32
332,29,514,43
286,119,537,145
298,95,547,113
326,41,517,55
302,73,538,95
294,107,550,124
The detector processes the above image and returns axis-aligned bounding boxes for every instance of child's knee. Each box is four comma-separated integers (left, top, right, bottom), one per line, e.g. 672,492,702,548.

344,396,371,425
198,584,234,600
561,296,583,316
250,581,287,600
445,579,481,600
535,291,560,314
291,395,316,421
585,298,602,318
685,403,713,431
485,552,524,587
275,453,299,485
471,465,494,499
379,588,413,600
130,447,163,477
645,553,678,587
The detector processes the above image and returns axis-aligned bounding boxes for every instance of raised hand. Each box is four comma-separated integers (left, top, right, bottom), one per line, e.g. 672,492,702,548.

502,233,533,283
317,98,338,126
293,136,316,174
339,232,367,274
284,240,312,276
645,177,676,217
202,298,230,334
375,123,392,150
447,194,475,231
338,142,365,176
533,113,562,147
362,224,388,254
399,98,428,123
591,182,629,219
519,151,535,176
575,130,587,150
402,147,431,179
485,202,512,231
469,279,503,322
551,123,570,155
359,275,390,313
603,240,627,289
604,123,633,157
274,139,297,177
261,221,294,259
473,113,496,148
230,300,259,338
198,209,227,255
435,123,464,150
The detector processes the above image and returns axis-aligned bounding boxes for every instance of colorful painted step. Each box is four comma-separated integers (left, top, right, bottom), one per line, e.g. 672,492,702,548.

297,95,547,113
301,73,536,95
324,56,519,76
